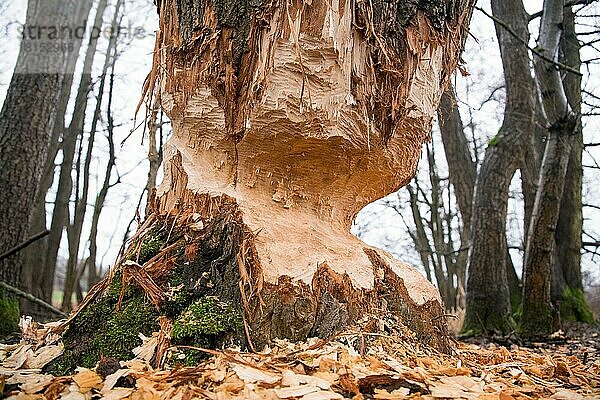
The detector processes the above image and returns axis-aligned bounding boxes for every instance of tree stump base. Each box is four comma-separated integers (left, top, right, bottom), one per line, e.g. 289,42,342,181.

48,189,449,373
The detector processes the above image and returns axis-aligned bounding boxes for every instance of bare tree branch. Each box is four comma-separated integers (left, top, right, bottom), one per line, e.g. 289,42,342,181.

475,6,583,76
529,0,599,21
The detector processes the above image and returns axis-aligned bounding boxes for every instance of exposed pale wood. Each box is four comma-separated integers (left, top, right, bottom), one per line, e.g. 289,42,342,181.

149,0,474,348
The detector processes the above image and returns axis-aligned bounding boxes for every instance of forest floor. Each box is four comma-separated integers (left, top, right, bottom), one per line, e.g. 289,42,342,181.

1,320,599,399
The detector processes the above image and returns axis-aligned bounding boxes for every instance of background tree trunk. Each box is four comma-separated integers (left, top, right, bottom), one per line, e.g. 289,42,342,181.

463,0,535,335
19,0,95,313
521,0,579,337
0,0,77,332
552,6,593,323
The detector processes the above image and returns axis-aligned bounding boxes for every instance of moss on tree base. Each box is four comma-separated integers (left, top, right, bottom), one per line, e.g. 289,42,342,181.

0,289,20,338
47,200,250,374
559,287,595,325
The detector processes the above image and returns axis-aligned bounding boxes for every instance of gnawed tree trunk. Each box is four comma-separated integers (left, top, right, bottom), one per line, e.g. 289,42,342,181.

154,0,474,344
51,0,475,370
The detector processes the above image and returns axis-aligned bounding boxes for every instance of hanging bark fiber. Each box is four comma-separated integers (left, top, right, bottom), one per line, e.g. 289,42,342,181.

49,0,475,372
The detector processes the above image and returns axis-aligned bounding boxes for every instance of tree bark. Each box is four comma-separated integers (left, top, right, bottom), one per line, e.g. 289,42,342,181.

464,0,536,335
0,0,77,306
552,6,591,323
521,0,578,338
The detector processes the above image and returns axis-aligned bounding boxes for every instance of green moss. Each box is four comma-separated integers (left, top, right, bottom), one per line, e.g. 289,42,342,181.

488,135,501,147
519,303,554,339
0,289,20,338
460,311,516,338
125,227,166,264
511,296,523,320
48,283,159,375
560,287,595,324
168,348,206,367
165,296,242,367
172,296,242,340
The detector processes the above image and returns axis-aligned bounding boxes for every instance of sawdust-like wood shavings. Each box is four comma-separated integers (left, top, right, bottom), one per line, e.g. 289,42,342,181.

2,322,599,399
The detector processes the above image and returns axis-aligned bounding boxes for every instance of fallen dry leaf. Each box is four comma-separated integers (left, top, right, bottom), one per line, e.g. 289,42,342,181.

274,384,319,398
3,344,32,369
549,389,586,400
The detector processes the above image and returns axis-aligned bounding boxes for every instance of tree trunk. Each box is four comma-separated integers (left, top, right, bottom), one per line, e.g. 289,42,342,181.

437,85,472,310
552,6,592,323
86,26,121,291
463,0,536,335
52,0,476,368
0,0,77,331
438,85,475,225
407,184,434,284
521,0,580,337
153,0,475,346
438,86,520,310
61,0,113,312
145,94,163,217
426,145,453,309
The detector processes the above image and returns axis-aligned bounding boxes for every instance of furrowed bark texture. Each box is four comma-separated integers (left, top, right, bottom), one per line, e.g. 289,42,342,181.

521,0,579,337
464,0,535,335
554,6,584,298
0,0,78,292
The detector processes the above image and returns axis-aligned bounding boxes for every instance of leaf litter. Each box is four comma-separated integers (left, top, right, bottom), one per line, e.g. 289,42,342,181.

1,318,599,399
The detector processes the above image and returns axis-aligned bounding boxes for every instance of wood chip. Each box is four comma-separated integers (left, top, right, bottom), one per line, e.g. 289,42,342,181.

71,368,102,392
231,363,280,384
